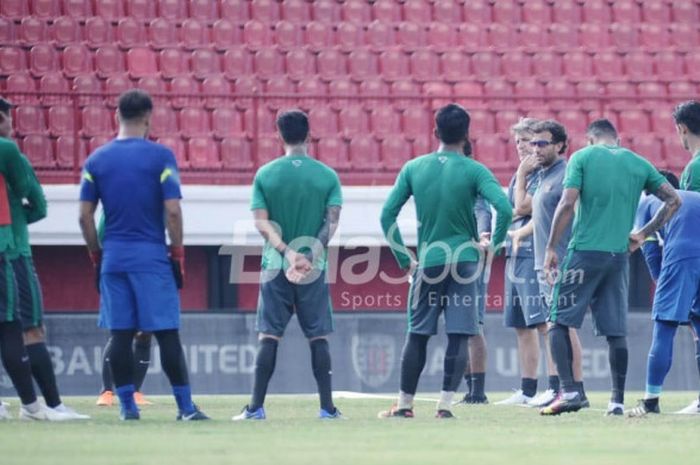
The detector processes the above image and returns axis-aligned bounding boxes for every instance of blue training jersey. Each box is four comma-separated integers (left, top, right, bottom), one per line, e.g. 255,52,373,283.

79,138,182,273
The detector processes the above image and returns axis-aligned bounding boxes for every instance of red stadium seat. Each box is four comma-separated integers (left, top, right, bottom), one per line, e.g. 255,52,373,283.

576,81,604,110
116,17,146,50
455,23,485,48
73,73,102,106
296,77,327,108
348,49,378,82
484,81,513,110
188,137,221,169
494,110,519,134
253,48,283,81
6,73,38,105
531,51,563,79
411,136,432,158
180,19,208,50
638,82,667,109
336,22,362,52
624,51,654,80
582,0,612,24
423,81,452,110
63,0,92,19
139,75,168,97
251,0,279,22
342,0,370,22
51,16,81,46
434,0,462,23
127,47,158,79
640,24,670,49
440,50,470,83
280,0,309,21
87,136,113,155
304,21,333,53
685,52,700,77
85,16,112,49
470,52,500,80
189,0,218,21
378,49,409,82
501,52,532,79
556,109,588,135
487,24,516,48
612,1,641,23
39,72,70,105
403,0,431,23
15,106,46,135
274,21,301,51
149,18,177,50
402,106,431,140
410,50,440,83
338,105,369,139
158,48,187,79
493,2,521,23
463,1,491,22
606,81,637,109
311,0,338,22
308,107,338,138
650,111,677,135
592,51,624,81
672,2,699,24
329,79,359,109
256,135,282,166
317,138,351,171
518,24,547,49
157,0,186,20
31,0,59,18
0,17,16,45
243,20,272,50
0,47,27,75
397,22,426,52
244,107,276,136
192,48,222,80
610,23,638,49
522,0,551,23
220,0,249,21
170,76,200,109
95,45,125,78
126,0,157,19
22,135,54,168
454,81,485,109
212,107,244,139
579,23,610,49
95,0,124,18
349,135,380,171
368,20,396,51
56,135,87,168
223,47,253,80
62,44,91,78
29,44,58,77
81,105,114,137
562,51,592,81
426,22,455,52
669,82,697,98
285,48,315,82
19,16,47,45
105,75,133,108
514,80,545,107
150,106,178,138
626,135,664,166
670,24,699,49
370,107,401,140
210,20,239,51
48,105,75,136
469,110,496,135
381,137,411,171
618,110,651,133
474,136,509,170
548,24,579,49
390,80,420,110
179,107,211,138
545,80,576,109
663,137,688,171
157,135,188,168
317,49,346,81
202,75,232,110
372,0,400,22
655,52,684,81
220,137,253,170
265,75,294,109
643,2,671,24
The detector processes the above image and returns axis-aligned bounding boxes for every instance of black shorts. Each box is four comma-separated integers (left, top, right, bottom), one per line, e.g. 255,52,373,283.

0,254,18,324
503,256,547,328
256,269,334,339
407,261,481,336
550,250,629,337
11,256,44,330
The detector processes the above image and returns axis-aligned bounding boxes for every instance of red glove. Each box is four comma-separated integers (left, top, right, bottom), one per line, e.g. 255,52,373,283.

169,245,185,289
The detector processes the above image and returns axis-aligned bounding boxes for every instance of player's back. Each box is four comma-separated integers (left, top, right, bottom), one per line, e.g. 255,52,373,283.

253,155,340,245
567,144,664,253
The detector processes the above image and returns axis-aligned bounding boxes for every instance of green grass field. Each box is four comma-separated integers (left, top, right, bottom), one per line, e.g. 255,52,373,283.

1,392,698,465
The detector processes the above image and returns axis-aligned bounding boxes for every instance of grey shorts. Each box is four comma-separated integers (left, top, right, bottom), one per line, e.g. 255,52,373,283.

550,250,629,337
12,257,44,330
504,256,546,328
407,261,481,336
256,269,334,339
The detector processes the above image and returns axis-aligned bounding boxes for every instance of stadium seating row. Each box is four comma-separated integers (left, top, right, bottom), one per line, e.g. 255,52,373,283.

3,0,700,25
4,44,700,83
2,16,700,52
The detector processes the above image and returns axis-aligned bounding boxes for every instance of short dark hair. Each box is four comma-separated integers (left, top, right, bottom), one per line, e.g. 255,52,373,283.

673,100,700,135
658,169,680,189
435,104,470,145
532,120,568,155
586,118,618,139
118,89,153,121
0,98,12,116
276,109,309,145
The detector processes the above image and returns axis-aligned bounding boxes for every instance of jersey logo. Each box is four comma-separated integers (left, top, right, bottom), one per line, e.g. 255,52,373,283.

292,160,303,168
438,156,447,164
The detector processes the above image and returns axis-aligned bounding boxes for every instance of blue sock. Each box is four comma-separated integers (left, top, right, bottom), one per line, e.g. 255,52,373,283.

646,320,678,394
172,385,195,414
115,384,137,412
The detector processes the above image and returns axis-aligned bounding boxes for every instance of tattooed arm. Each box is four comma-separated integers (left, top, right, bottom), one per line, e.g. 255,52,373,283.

308,205,342,264
629,183,681,252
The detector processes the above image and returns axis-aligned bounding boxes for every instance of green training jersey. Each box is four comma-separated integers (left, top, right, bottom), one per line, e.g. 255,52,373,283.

6,154,47,259
251,154,342,270
564,144,666,253
680,151,700,192
381,151,512,269
0,138,31,253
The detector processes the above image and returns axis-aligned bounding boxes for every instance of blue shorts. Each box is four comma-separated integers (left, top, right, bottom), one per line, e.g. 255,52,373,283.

99,272,180,331
652,257,700,323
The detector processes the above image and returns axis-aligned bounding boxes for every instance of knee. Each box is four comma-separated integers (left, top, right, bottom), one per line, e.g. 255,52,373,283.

606,336,627,350
23,326,45,345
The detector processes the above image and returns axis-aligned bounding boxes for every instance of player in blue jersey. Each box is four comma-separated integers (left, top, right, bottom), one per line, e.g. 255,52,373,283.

629,171,700,416
78,90,208,421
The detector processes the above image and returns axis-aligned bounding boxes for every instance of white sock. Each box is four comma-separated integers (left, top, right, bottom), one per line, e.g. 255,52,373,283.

23,400,41,414
644,393,660,400
437,391,454,411
398,391,414,410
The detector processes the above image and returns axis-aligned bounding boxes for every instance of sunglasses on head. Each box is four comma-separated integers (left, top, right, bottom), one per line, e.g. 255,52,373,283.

530,140,553,148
